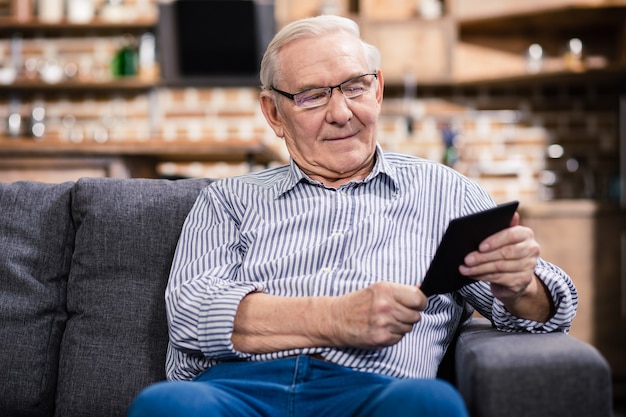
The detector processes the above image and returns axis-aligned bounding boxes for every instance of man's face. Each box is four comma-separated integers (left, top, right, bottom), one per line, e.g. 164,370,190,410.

260,31,384,187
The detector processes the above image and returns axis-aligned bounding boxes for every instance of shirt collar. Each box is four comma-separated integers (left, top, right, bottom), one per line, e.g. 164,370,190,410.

275,144,400,198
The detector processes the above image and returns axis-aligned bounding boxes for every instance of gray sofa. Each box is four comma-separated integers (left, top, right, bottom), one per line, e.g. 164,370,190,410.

0,177,612,417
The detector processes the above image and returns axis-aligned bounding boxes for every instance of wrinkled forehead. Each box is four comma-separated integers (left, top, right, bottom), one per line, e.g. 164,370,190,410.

275,31,369,89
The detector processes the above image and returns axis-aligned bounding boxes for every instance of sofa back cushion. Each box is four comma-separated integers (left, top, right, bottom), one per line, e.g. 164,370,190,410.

56,177,213,417
0,181,75,417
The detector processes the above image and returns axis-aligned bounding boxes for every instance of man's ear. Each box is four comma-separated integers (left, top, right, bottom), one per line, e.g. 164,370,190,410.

260,92,285,138
375,69,384,105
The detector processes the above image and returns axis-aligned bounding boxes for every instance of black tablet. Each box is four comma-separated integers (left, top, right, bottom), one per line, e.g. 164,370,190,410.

420,201,519,297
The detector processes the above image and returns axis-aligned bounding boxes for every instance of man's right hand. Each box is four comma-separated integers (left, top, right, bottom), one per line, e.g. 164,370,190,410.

328,282,428,349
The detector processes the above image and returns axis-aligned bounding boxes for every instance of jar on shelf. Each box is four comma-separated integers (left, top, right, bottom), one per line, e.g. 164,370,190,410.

67,0,95,23
37,0,63,23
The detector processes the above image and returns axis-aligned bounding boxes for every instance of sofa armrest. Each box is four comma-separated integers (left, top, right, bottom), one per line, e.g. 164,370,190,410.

455,318,612,417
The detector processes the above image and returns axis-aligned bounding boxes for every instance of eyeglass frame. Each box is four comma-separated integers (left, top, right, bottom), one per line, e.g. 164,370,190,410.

270,72,379,109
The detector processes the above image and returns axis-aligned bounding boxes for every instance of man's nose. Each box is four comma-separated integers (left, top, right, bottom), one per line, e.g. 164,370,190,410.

325,87,352,123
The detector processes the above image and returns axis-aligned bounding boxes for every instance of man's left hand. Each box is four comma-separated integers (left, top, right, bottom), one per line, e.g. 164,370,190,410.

459,212,554,322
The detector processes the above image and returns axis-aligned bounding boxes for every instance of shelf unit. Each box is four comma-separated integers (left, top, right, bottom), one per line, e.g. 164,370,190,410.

1,1,625,177
0,12,283,181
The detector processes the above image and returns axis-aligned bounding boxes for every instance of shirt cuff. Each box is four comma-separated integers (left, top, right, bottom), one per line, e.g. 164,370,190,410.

198,281,265,360
492,259,578,333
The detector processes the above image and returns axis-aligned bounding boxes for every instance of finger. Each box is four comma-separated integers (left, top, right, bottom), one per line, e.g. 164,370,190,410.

462,242,538,271
477,221,528,253
460,252,538,295
465,240,537,269
468,230,537,268
392,303,423,327
393,285,428,311
460,257,536,281
390,314,420,333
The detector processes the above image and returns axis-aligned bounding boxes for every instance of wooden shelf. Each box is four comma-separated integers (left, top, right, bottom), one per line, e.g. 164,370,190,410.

454,1,626,28
0,137,284,165
0,17,156,34
453,62,626,87
0,78,159,92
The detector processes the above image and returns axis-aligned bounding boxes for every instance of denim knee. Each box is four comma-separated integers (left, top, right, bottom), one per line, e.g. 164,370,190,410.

360,378,469,417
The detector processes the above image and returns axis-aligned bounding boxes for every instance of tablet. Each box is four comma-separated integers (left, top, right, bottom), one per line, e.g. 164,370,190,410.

420,201,519,297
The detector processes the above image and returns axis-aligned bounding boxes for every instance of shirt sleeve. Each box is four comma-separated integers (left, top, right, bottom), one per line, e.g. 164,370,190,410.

491,258,578,333
462,257,578,333
165,184,264,361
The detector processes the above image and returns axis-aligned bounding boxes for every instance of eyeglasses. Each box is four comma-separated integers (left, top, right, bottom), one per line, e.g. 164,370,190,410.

271,73,378,109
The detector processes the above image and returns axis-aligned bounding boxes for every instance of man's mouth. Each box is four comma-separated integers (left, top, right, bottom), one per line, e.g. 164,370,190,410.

325,132,357,141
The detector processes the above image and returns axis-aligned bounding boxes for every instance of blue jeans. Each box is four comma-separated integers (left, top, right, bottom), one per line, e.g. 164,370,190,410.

128,355,469,417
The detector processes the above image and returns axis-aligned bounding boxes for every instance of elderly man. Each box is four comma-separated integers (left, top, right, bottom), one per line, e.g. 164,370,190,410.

128,15,576,417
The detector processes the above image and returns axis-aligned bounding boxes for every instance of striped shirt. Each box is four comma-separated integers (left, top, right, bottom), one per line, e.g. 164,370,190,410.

165,146,577,381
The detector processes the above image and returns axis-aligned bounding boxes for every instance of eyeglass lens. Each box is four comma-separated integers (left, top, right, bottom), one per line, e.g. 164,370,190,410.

294,74,377,108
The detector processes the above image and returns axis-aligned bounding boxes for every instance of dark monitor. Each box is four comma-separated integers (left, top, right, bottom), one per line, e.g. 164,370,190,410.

157,0,275,87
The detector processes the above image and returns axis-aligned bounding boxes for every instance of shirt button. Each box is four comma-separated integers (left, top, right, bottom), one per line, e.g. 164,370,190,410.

322,267,332,273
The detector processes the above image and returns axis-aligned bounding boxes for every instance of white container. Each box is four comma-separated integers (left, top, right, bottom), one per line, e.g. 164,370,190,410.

420,0,442,20
67,0,95,23
38,0,64,22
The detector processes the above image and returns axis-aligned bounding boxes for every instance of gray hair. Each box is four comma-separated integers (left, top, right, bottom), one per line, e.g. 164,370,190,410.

259,15,381,90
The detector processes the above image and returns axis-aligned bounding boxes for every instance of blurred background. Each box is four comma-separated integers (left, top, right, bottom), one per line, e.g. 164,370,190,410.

0,0,625,411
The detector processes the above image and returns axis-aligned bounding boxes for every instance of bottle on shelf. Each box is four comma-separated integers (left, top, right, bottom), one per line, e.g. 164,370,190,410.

138,32,157,81
111,34,138,78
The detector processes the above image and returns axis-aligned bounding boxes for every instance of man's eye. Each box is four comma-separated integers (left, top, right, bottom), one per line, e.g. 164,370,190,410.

343,83,366,95
300,90,328,103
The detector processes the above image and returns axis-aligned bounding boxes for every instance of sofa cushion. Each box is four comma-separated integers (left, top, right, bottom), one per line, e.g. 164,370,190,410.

56,177,213,417
0,181,75,417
